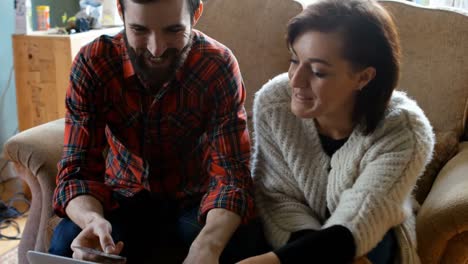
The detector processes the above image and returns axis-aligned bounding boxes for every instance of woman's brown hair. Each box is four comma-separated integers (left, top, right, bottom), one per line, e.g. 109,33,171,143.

287,0,401,135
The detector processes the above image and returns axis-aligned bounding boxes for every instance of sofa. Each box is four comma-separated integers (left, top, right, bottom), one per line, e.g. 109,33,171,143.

379,1,468,262
4,0,301,263
3,0,468,263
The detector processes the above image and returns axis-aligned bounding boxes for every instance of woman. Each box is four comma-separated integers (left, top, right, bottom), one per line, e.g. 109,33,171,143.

240,0,434,263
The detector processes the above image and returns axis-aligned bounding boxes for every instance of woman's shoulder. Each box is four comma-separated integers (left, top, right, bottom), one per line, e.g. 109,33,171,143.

387,91,429,122
253,73,291,111
378,90,433,137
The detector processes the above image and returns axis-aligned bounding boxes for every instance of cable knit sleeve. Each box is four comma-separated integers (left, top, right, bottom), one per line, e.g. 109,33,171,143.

251,75,322,249
323,93,435,257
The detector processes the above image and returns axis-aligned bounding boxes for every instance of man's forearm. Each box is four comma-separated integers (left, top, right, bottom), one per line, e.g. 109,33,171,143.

192,208,241,255
65,195,105,229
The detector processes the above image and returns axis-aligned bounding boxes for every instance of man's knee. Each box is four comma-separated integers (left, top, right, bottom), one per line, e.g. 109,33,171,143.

48,218,82,257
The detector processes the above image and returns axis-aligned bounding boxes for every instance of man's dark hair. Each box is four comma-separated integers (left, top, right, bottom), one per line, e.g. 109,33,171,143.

118,0,201,22
287,0,401,135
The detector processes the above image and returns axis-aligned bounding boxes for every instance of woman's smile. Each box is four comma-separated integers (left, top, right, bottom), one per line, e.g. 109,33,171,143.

293,91,314,102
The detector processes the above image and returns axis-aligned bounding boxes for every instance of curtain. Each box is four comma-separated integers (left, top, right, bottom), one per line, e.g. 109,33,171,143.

429,0,468,9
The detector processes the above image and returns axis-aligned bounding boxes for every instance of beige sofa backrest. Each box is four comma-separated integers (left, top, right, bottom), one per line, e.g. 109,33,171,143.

195,0,302,119
380,0,468,138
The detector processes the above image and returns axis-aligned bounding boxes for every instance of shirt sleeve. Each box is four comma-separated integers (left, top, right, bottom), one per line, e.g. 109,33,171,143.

53,46,115,217
198,51,255,224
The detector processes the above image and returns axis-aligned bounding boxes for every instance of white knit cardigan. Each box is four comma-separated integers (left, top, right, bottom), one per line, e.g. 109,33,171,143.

251,73,434,263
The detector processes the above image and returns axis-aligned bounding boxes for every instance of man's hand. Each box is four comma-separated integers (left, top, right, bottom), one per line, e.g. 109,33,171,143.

65,195,124,261
183,208,241,264
71,216,124,260
236,252,281,264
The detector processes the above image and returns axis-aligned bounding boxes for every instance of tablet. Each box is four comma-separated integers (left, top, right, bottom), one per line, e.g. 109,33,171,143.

27,250,99,264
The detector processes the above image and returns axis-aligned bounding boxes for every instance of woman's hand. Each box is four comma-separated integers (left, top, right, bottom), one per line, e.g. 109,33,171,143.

236,252,281,264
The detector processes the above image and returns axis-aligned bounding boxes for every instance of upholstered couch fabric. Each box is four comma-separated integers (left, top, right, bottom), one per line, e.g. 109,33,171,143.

3,1,303,263
381,1,468,138
417,142,468,263
3,119,64,264
3,1,468,263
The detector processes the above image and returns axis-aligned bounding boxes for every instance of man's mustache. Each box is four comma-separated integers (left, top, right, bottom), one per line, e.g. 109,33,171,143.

138,48,179,61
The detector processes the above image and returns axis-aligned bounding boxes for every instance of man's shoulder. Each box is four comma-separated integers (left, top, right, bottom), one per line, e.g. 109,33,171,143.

78,31,124,61
191,30,234,63
183,30,240,84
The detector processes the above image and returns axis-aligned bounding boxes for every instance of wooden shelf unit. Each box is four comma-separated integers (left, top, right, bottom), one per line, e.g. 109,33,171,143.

12,28,122,131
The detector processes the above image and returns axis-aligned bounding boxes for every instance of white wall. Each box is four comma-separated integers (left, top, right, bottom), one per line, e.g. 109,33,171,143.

0,1,18,151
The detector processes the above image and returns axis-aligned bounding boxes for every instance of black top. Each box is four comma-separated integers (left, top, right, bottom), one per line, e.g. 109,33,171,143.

318,133,349,157
274,133,356,264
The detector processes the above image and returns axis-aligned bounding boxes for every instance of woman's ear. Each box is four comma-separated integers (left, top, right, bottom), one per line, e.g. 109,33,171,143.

117,0,124,21
357,66,376,91
192,1,204,26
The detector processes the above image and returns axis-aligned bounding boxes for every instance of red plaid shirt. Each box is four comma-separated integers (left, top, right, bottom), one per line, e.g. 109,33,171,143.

53,30,255,223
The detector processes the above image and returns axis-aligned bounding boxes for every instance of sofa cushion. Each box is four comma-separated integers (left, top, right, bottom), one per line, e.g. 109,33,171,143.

413,131,459,204
195,0,302,120
380,1,468,138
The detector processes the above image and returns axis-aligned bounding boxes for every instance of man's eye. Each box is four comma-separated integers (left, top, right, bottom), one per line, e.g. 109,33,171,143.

167,27,185,33
131,27,147,34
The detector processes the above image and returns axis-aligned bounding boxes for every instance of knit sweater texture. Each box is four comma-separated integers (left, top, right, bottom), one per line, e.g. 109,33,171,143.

252,73,434,263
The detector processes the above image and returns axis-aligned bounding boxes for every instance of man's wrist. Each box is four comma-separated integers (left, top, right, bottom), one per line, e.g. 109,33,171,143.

191,231,225,256
65,195,105,229
190,208,242,256
84,212,105,226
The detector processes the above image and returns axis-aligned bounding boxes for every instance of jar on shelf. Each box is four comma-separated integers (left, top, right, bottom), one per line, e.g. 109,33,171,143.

36,5,50,31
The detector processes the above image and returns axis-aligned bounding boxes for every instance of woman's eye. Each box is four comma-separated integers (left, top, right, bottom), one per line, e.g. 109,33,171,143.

313,71,327,78
289,59,299,64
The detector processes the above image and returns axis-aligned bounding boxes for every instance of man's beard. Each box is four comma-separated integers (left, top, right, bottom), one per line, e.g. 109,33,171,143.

124,33,192,90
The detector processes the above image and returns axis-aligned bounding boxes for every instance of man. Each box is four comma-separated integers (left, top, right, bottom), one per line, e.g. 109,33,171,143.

48,0,267,263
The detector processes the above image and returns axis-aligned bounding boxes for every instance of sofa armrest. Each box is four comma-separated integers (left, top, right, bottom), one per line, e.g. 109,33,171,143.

417,141,468,264
2,118,65,263
4,118,65,179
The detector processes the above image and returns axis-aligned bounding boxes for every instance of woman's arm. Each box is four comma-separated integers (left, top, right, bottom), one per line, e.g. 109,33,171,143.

324,106,434,256
252,100,322,248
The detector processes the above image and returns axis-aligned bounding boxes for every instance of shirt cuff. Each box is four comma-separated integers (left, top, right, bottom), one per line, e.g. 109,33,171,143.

53,179,116,217
198,185,255,224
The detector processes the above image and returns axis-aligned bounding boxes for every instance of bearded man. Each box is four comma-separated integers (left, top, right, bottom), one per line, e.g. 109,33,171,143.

48,0,267,263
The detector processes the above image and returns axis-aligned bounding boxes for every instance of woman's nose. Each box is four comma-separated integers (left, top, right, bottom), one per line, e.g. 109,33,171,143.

290,65,308,89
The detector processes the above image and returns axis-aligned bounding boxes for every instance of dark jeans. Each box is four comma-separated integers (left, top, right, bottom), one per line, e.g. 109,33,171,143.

49,191,270,264
367,229,397,264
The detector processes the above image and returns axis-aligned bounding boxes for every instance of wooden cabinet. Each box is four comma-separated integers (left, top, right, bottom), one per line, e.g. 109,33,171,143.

12,28,122,131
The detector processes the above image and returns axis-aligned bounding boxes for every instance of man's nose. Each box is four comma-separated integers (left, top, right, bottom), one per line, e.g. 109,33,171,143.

148,34,167,57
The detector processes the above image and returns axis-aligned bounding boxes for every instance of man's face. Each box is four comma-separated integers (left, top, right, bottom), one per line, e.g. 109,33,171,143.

121,0,193,87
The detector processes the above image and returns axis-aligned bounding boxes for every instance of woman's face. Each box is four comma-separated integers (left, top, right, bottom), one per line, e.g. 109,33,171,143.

288,30,373,120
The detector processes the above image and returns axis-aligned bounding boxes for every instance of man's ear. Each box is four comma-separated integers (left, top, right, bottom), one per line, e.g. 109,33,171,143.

357,66,376,91
192,1,203,26
117,0,124,21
